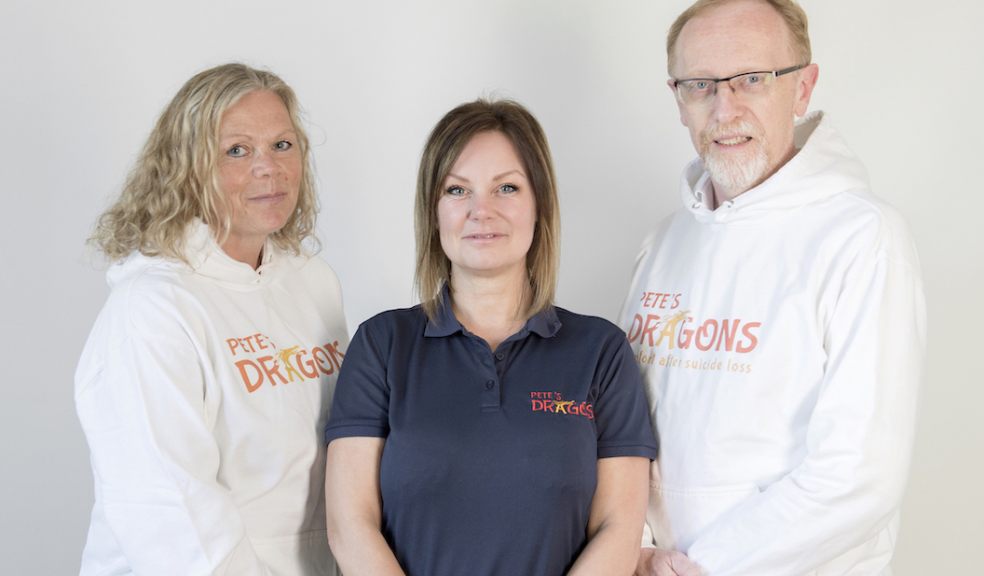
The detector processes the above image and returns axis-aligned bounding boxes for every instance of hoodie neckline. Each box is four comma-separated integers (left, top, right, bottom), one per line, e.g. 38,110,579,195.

680,111,869,225
183,220,282,287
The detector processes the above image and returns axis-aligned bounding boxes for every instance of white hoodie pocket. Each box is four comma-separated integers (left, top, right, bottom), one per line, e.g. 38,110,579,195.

655,482,760,551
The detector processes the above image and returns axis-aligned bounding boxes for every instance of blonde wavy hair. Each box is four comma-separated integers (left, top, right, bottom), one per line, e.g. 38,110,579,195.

90,63,318,262
667,0,812,72
415,99,560,321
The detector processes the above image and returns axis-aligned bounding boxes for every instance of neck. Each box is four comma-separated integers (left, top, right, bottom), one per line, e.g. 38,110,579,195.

450,268,531,351
220,235,265,269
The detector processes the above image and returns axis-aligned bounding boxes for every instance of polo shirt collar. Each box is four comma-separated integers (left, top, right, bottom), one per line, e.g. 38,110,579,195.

424,283,561,339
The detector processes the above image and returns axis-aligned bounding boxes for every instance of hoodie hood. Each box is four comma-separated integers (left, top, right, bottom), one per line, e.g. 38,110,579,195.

106,219,284,289
681,111,871,224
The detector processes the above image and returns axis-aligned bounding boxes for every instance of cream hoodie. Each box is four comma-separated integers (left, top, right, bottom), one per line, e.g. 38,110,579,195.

76,221,347,575
620,113,926,575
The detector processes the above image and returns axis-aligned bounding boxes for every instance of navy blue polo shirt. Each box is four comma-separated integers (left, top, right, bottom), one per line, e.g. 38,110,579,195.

325,290,657,576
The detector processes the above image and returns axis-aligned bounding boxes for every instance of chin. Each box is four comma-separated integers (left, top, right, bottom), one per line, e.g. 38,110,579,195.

703,149,769,194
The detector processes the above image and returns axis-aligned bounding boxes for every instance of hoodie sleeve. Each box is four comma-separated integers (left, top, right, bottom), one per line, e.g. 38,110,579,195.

75,280,273,576
684,218,926,575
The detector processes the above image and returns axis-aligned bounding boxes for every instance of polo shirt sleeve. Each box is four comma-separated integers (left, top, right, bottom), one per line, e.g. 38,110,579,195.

593,330,658,460
325,319,391,443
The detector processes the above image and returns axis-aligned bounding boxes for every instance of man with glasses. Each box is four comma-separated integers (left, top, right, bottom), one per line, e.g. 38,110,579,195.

620,1,925,574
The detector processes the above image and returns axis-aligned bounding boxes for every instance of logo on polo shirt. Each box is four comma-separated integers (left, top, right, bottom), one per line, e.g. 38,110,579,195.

529,391,594,420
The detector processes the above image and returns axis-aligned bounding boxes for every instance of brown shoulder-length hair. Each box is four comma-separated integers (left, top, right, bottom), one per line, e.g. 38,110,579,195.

90,62,318,262
415,98,560,321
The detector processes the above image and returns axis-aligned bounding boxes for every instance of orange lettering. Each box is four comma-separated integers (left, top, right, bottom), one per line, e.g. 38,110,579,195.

297,349,320,379
257,355,287,385
236,359,265,393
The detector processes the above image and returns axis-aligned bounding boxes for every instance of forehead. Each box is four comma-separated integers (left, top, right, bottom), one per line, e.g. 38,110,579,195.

219,90,293,134
451,131,524,171
673,0,794,77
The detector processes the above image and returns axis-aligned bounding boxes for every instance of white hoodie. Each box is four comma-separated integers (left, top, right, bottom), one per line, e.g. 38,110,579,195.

620,113,925,575
76,221,348,575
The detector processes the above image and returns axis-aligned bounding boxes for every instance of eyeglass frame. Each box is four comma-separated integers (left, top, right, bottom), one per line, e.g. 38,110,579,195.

670,63,809,104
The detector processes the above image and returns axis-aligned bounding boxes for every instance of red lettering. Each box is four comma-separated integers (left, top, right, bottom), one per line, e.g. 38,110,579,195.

695,319,718,351
626,314,643,343
737,322,761,353
677,316,694,349
717,319,739,351
640,314,661,347
226,338,241,356
641,292,655,307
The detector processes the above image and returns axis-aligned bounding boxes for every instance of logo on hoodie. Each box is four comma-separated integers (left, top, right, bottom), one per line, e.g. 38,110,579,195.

225,332,345,393
626,291,760,374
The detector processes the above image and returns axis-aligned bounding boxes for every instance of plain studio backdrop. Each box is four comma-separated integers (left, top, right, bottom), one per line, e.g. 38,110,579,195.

1,0,980,573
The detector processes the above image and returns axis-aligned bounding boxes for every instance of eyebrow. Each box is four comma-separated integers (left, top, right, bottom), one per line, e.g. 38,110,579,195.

219,128,298,141
446,169,527,183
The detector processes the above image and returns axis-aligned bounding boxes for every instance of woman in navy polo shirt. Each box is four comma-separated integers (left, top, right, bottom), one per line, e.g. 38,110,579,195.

324,99,657,576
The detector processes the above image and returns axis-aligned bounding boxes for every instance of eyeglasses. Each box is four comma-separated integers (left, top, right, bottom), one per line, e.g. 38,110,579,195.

671,63,808,106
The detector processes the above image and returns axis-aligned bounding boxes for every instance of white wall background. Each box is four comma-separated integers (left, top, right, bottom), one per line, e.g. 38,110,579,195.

1,0,980,573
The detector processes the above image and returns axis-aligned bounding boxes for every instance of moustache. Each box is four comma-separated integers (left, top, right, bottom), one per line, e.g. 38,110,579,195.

701,121,762,147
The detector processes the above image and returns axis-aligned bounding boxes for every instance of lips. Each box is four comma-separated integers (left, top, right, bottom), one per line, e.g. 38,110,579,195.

248,191,288,202
463,232,506,241
714,135,752,146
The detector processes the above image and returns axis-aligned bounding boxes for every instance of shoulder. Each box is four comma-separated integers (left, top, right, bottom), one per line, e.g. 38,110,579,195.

632,208,690,263
274,250,347,317
641,209,686,246
83,255,206,359
553,307,627,344
107,256,201,326
819,190,921,268
357,306,428,336
280,251,342,291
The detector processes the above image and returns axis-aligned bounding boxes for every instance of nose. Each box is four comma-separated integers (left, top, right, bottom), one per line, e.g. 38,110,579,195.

468,191,493,220
251,150,282,178
711,81,744,123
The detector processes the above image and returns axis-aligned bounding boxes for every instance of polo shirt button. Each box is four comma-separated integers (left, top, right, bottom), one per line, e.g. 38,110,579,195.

485,380,495,390
494,352,504,360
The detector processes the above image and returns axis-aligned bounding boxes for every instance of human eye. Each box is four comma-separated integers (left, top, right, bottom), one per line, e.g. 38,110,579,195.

226,144,248,158
445,185,467,196
274,140,293,151
498,183,518,194
738,73,768,90
685,79,713,94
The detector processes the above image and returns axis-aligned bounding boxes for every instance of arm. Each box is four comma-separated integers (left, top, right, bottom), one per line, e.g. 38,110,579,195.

75,289,270,575
325,437,405,576
568,457,649,576
685,235,926,574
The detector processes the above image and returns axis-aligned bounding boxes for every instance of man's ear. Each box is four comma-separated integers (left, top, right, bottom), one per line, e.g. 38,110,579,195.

793,63,820,117
668,79,689,127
